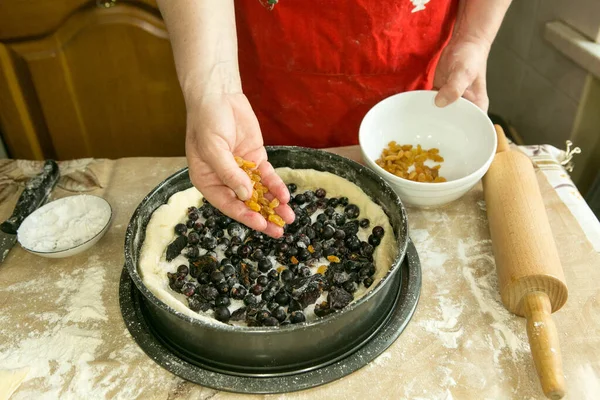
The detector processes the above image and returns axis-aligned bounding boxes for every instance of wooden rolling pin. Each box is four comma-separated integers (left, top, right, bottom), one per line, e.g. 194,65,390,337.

482,125,568,399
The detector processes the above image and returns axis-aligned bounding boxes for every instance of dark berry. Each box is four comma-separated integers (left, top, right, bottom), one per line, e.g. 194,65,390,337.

187,232,200,245
181,283,196,297
327,198,339,208
343,281,357,293
237,245,252,259
186,246,200,259
344,204,360,219
221,264,236,278
372,226,385,238
214,306,230,323
272,306,287,322
324,207,335,217
217,216,231,229
231,286,247,300
297,248,311,261
368,235,381,246
177,265,189,276
230,307,247,321
359,218,370,228
267,269,280,281
276,243,290,254
257,275,269,287
215,296,231,307
328,287,353,310
251,284,263,295
227,223,245,237
193,221,204,231
287,183,297,194
244,294,259,306
333,229,346,241
274,291,290,305
361,243,375,257
321,224,335,240
188,297,202,312
174,223,187,236
198,285,219,301
217,237,230,248
216,282,230,295
317,213,328,224
316,198,328,209
295,193,307,205
305,202,318,216
249,270,260,280
173,278,185,291
339,197,349,207
252,249,265,261
315,188,326,198
230,235,242,246
262,317,279,326
198,273,210,284
280,269,294,282
262,289,275,302
289,311,306,324
363,277,374,288
256,259,271,273
204,216,217,229
299,266,311,277
343,220,360,236
345,235,361,251
211,270,225,284
186,219,194,229
202,236,217,250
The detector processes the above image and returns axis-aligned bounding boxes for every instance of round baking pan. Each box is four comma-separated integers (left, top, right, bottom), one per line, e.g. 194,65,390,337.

119,240,421,393
124,146,409,375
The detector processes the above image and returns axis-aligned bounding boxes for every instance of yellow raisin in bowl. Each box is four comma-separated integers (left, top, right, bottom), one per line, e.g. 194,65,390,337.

376,141,447,183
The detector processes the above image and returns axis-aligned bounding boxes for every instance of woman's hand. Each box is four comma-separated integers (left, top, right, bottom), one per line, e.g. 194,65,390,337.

433,37,490,112
186,93,295,238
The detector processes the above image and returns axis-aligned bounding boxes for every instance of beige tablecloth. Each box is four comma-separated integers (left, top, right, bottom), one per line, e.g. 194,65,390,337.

0,148,598,400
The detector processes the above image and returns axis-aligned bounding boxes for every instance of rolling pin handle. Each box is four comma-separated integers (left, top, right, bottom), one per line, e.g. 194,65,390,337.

523,292,566,400
494,125,511,153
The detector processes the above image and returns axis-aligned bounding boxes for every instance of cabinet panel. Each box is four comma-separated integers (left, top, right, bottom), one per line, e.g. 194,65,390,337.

7,3,186,159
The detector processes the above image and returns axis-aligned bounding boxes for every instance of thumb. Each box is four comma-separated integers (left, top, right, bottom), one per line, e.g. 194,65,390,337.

435,66,473,108
206,147,253,201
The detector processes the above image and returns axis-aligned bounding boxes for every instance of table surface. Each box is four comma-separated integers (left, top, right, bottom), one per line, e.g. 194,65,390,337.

0,146,599,400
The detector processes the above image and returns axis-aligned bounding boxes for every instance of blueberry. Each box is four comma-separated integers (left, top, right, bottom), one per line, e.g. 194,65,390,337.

214,306,230,323
276,243,290,254
360,243,375,257
172,278,185,291
186,246,200,259
267,269,279,281
211,270,225,284
217,216,231,229
316,213,328,224
221,264,236,278
257,275,269,287
316,198,328,209
217,237,230,248
198,285,219,301
262,289,276,302
284,234,295,245
231,286,247,300
274,290,290,305
345,235,361,251
280,269,294,282
244,294,259,306
193,221,204,231
174,223,187,235
272,306,287,322
287,183,297,194
289,311,306,324
216,282,230,295
249,270,260,280
363,277,374,288
198,273,210,284
372,226,385,239
321,224,335,240
177,265,189,276
237,244,252,259
296,248,310,261
327,198,339,208
343,281,357,293
299,216,311,226
181,283,196,297
305,202,318,216
299,266,311,277
256,310,271,322
187,231,200,245
204,216,217,229
295,193,307,205
359,218,370,228
344,204,360,219
324,207,335,217
339,197,349,207
255,259,271,274
288,247,298,257
188,297,203,312
262,317,279,326
227,223,245,238
252,249,265,261
230,235,243,246
315,188,326,198
368,235,381,246
215,296,231,307
251,284,264,295
202,236,217,250
213,229,225,238
333,229,346,241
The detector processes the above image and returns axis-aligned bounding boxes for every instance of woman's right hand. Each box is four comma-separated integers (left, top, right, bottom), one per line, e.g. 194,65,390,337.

185,92,295,238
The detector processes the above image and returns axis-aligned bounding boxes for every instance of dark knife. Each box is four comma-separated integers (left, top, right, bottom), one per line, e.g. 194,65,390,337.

0,160,60,263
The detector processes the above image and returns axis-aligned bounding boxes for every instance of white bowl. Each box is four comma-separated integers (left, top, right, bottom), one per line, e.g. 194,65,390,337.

17,195,113,258
359,90,497,207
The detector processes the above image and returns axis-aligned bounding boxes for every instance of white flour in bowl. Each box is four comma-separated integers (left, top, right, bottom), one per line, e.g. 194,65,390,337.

17,195,112,252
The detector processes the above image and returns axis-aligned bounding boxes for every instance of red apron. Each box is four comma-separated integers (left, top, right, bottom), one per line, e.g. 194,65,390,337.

235,0,459,148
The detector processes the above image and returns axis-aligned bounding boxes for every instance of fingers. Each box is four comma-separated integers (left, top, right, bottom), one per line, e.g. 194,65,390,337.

463,75,489,111
258,161,291,204
435,65,475,108
204,146,254,201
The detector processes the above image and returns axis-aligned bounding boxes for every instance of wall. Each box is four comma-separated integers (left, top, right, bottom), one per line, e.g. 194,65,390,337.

487,0,590,147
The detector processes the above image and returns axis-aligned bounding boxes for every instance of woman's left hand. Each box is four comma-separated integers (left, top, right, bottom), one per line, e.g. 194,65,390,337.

433,37,490,111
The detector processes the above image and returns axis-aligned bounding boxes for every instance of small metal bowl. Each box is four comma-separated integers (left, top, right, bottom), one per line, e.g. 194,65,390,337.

124,147,409,375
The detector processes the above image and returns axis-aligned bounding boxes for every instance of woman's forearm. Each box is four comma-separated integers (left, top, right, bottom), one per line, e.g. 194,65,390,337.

453,0,512,49
157,0,241,103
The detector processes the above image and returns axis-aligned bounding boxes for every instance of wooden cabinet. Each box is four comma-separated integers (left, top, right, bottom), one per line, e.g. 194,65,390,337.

0,0,187,160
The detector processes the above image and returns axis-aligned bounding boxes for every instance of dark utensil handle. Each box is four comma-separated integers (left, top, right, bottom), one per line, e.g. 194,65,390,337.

0,160,60,234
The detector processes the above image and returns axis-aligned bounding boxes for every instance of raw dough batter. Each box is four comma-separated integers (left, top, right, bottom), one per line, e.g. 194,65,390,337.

139,168,397,326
